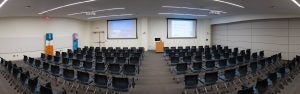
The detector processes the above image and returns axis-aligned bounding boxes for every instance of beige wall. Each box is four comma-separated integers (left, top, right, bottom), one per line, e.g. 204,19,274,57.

212,18,300,60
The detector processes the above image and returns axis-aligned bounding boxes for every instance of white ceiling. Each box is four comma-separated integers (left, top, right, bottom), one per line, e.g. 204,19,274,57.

0,0,300,20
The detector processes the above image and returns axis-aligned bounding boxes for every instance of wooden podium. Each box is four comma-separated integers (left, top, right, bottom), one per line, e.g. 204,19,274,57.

155,41,164,53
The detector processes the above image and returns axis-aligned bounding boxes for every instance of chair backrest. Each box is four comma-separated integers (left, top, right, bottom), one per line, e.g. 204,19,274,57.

28,57,34,65
116,57,127,64
268,72,277,84
184,75,198,88
95,63,106,71
170,57,180,64
192,62,202,70
23,55,28,62
250,61,258,72
62,58,69,65
205,61,215,69
252,52,258,59
123,64,137,75
41,53,46,60
204,72,218,84
28,77,38,93
238,65,248,77
63,68,75,79
94,74,108,88
20,71,30,84
183,56,192,62
47,55,53,61
224,69,236,81
129,56,140,65
77,71,90,83
72,59,81,67
54,56,60,62
258,59,266,69
237,86,254,94
34,60,41,68
259,51,264,58
106,57,115,63
96,56,104,63
194,55,202,62
50,65,60,74
237,56,244,62
40,83,53,94
83,61,93,69
108,64,121,71
218,59,227,67
176,63,188,71
255,79,269,94
43,62,50,71
112,77,129,90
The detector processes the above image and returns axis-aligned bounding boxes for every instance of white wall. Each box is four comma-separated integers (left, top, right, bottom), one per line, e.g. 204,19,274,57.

89,17,212,50
212,18,300,60
0,17,90,60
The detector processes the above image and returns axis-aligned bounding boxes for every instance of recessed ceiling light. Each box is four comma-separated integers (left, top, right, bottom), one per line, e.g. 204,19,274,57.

88,14,133,19
292,0,300,7
213,0,245,8
68,8,125,16
38,0,96,15
158,13,207,17
162,5,227,14
0,0,8,8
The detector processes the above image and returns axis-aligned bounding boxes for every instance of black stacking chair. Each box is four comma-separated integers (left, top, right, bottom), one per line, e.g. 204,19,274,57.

39,83,53,94
123,64,138,76
228,58,236,66
214,53,221,59
174,63,188,75
62,58,71,67
237,86,254,94
95,63,106,74
53,56,60,64
238,65,248,77
61,52,67,58
182,56,192,64
169,56,180,66
28,57,35,66
94,74,110,94
204,54,212,60
268,72,278,86
77,54,84,60
204,61,215,71
190,62,202,73
106,57,115,64
237,56,244,63
252,53,258,60
258,59,266,70
111,77,131,93
42,62,50,73
83,61,93,72
108,64,122,75
77,71,91,85
116,57,128,64
55,51,60,57
34,60,42,69
129,56,140,65
27,77,38,93
218,59,227,68
193,55,202,62
50,65,61,77
255,79,269,94
244,54,251,62
259,51,264,58
200,72,219,85
62,68,76,81
250,62,258,74
240,50,245,56
19,71,30,92
96,56,104,63
183,75,199,94
224,52,230,58
41,53,46,60
221,69,236,81
72,59,81,69
246,49,251,55
86,55,93,62
47,55,53,62
23,55,28,62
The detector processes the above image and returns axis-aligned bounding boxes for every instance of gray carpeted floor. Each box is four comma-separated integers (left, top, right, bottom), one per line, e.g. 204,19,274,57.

1,51,300,94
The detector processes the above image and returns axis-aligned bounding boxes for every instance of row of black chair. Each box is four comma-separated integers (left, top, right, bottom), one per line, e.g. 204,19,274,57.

24,56,139,77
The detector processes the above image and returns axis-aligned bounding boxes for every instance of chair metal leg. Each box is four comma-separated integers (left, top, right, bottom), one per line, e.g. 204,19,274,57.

85,86,90,94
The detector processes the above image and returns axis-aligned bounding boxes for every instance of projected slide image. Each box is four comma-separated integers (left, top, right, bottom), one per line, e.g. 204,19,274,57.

108,19,137,39
168,19,196,38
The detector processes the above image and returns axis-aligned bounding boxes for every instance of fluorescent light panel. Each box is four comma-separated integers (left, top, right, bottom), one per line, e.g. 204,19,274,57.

158,13,207,17
162,5,226,13
38,0,96,15
0,0,8,8
214,0,245,8
88,14,133,19
68,8,125,16
292,0,300,7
